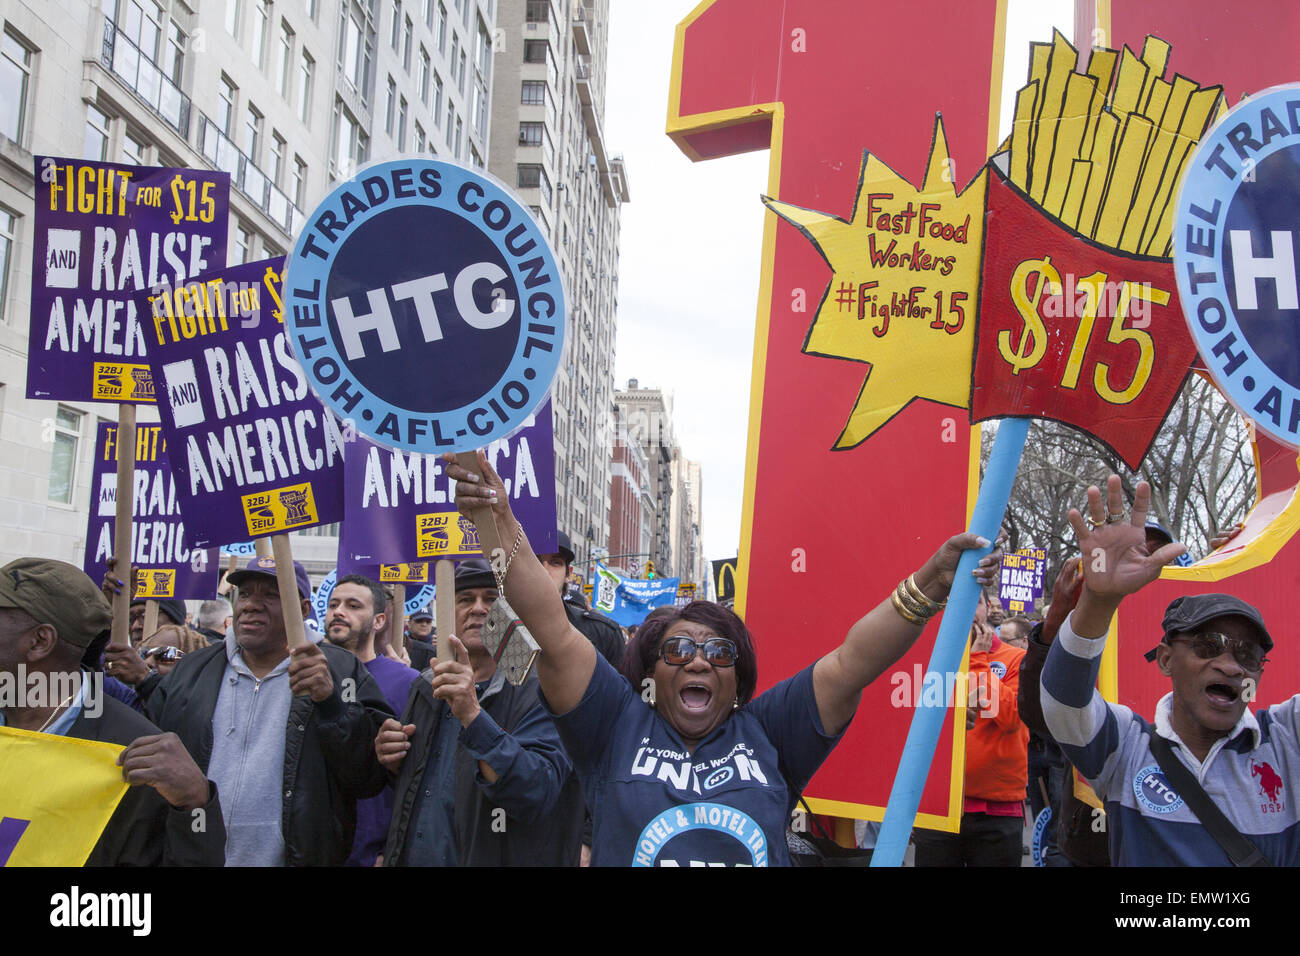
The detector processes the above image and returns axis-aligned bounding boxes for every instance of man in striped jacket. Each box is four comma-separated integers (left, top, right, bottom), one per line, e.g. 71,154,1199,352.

1041,475,1298,866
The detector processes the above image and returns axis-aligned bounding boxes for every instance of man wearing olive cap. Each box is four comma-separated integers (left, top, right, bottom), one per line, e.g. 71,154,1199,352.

1041,475,1299,866
0,558,224,865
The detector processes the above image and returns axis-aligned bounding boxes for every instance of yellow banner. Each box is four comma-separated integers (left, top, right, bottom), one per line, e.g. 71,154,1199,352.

0,726,128,866
241,482,319,535
92,362,155,402
415,512,482,559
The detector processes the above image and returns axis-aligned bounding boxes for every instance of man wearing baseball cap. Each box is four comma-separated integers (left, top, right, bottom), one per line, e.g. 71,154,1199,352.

0,558,224,865
1041,475,1298,866
144,554,394,866
378,558,582,865
405,607,436,672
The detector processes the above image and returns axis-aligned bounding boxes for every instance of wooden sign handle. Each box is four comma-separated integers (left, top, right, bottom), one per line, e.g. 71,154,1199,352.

271,533,307,649
392,583,406,654
435,559,455,663
111,404,136,647
254,537,272,559
142,600,159,642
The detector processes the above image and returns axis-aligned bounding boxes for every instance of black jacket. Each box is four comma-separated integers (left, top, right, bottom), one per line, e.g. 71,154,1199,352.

383,670,582,866
565,600,625,668
1019,622,1110,867
68,691,226,866
145,638,393,866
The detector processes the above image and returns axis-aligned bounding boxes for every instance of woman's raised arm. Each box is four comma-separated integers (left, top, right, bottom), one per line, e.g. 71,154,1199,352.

812,532,1002,735
444,452,597,714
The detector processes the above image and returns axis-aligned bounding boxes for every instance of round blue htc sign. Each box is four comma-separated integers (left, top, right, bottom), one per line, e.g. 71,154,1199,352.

284,159,565,453
1175,83,1300,449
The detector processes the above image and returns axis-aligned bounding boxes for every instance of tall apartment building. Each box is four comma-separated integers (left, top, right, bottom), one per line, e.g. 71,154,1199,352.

668,450,704,592
0,0,495,572
613,378,674,575
606,401,652,575
488,0,628,569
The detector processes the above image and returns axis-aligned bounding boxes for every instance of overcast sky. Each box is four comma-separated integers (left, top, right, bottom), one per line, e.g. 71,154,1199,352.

603,0,1073,566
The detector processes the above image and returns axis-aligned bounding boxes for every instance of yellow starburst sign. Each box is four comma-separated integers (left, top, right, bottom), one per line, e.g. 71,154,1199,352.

763,117,985,448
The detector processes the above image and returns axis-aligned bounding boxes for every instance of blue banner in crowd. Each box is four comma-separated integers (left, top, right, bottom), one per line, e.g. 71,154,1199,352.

592,563,679,627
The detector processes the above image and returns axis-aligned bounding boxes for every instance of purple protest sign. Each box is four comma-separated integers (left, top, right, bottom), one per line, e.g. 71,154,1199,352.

28,156,229,403
143,256,346,548
81,421,219,600
340,398,557,564
998,547,1047,614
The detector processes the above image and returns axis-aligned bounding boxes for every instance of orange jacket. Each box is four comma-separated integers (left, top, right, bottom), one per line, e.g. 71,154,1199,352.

964,637,1029,803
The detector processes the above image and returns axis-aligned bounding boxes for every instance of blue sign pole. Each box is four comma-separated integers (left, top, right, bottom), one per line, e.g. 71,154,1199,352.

871,416,1029,866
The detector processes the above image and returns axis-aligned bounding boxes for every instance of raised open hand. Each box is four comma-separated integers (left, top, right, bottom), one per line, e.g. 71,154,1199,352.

1067,475,1186,601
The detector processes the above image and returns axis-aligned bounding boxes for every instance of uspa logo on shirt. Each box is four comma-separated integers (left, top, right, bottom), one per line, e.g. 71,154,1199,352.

630,802,769,867
989,660,1007,679
1133,764,1184,814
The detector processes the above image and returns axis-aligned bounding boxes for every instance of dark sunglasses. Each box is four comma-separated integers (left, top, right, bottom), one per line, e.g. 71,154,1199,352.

659,636,738,667
139,646,184,662
1168,632,1267,670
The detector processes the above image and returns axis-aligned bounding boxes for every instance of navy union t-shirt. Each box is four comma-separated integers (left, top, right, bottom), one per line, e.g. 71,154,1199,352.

549,655,844,866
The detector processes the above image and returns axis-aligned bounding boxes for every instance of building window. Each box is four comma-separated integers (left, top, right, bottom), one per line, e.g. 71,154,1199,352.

403,15,413,71
521,80,545,105
297,51,314,124
432,72,443,124
123,1,164,61
525,0,549,23
518,121,543,147
445,103,454,148
436,1,447,53
250,0,270,68
233,222,251,263
398,96,408,150
163,19,185,85
224,0,241,37
218,74,237,135
339,1,374,104
0,207,15,323
523,39,547,64
475,18,491,78
454,114,461,157
450,32,458,77
84,103,111,161
332,98,368,178
292,154,307,206
275,20,294,97
424,0,434,28
269,132,285,186
1,29,34,146
385,75,396,134
48,405,83,505
419,47,430,104
457,49,466,94
414,122,425,153
122,129,148,165
244,104,263,162
390,0,402,51
472,80,487,138
306,0,318,22
470,143,482,168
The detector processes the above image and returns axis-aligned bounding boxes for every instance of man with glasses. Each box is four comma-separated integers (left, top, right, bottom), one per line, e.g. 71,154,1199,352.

1041,475,1298,866
376,558,583,865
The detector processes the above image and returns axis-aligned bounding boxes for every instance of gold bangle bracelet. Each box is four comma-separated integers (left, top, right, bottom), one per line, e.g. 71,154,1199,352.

891,589,928,625
894,580,933,619
905,574,947,613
